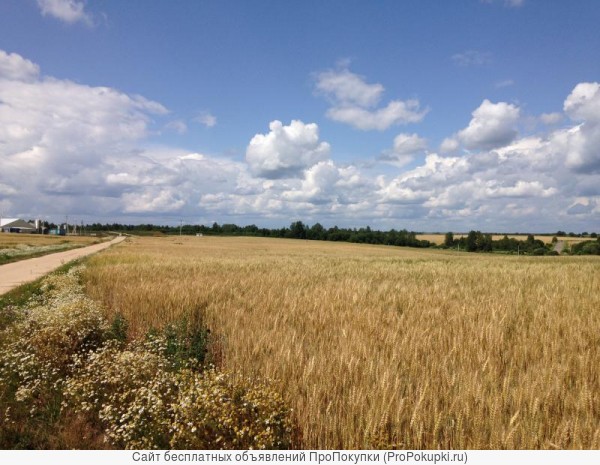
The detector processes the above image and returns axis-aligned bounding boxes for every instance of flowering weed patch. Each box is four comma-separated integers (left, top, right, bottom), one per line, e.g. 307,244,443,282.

0,264,293,449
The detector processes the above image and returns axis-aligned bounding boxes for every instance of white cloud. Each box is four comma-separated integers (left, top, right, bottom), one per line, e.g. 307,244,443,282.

315,68,383,108
315,67,427,131
393,133,427,155
194,112,217,128
37,0,93,26
485,180,557,198
440,137,459,154
122,189,185,213
326,100,426,131
0,49,597,232
0,50,40,82
457,99,520,150
451,50,492,67
245,120,330,179
561,82,600,173
564,82,600,123
380,133,427,167
540,112,563,125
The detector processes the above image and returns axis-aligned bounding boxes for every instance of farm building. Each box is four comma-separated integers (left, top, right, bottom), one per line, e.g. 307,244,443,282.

0,218,37,233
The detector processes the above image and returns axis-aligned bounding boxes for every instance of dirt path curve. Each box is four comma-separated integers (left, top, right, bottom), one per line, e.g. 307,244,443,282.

553,240,565,254
0,236,126,296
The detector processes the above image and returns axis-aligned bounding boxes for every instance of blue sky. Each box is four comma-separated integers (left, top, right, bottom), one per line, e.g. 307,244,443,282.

0,0,599,232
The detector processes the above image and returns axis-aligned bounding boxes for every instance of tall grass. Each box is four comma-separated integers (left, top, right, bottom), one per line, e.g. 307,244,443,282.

83,236,600,449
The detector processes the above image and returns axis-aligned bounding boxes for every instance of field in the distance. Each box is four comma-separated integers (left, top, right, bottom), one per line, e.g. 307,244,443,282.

0,233,101,248
0,233,105,265
83,236,600,449
417,233,590,245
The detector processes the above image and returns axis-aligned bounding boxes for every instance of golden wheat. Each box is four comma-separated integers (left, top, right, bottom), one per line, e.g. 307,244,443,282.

83,236,600,449
417,234,590,245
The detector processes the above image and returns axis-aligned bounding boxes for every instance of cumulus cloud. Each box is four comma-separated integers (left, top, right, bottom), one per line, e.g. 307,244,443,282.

0,49,597,231
392,133,427,155
0,51,40,82
245,120,331,179
315,67,427,131
380,133,427,167
561,82,600,173
440,137,460,154
315,68,383,108
564,82,600,122
457,99,520,150
37,0,93,26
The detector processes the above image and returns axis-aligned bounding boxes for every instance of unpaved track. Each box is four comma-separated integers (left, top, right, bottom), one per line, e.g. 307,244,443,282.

0,236,126,296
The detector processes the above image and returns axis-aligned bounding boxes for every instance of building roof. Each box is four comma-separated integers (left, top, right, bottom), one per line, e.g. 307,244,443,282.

0,218,19,227
0,218,36,230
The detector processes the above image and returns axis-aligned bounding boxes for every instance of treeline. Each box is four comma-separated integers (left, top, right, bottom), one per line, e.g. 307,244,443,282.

443,231,600,255
443,231,557,255
87,221,432,248
75,222,600,255
570,239,600,255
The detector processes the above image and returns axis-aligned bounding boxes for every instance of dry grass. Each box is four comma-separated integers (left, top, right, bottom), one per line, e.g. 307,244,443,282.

0,233,101,249
417,233,590,245
83,236,600,449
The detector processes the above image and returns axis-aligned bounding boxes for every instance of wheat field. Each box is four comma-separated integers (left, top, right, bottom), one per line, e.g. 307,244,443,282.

82,236,600,449
416,234,589,245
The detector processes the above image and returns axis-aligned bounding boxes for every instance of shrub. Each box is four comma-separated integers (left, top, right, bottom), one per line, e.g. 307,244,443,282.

63,340,177,449
146,312,210,371
63,342,293,450
0,267,110,447
171,370,292,450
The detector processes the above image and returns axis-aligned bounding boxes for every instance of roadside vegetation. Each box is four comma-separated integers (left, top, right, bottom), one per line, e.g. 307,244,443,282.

81,236,600,449
0,262,293,449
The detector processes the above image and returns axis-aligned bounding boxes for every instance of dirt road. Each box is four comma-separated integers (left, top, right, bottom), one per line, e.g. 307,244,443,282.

0,236,126,296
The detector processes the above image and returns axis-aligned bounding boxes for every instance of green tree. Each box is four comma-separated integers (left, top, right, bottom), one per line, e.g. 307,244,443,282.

444,232,454,247
288,221,307,239
466,230,479,252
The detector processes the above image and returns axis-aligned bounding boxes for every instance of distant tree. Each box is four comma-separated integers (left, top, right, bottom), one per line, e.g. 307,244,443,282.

466,231,479,252
289,221,307,239
308,223,325,241
444,232,454,248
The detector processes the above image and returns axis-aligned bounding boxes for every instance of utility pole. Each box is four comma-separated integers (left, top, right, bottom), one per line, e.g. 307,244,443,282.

179,219,183,236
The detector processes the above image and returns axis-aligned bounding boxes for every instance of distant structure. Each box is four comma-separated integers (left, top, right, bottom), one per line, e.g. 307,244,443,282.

49,224,67,236
0,218,37,233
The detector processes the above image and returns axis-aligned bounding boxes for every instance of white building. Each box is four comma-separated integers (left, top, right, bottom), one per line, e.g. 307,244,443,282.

0,218,37,233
